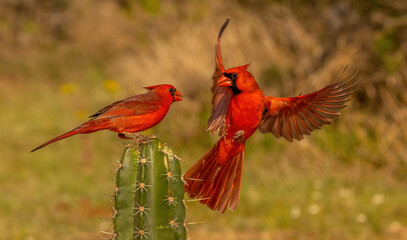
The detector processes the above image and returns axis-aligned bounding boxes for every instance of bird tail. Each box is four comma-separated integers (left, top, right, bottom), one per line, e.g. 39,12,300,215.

31,119,110,152
184,140,244,213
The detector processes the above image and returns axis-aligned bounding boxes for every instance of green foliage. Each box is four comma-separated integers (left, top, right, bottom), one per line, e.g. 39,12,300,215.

113,139,186,240
260,65,284,89
138,0,161,14
374,31,401,73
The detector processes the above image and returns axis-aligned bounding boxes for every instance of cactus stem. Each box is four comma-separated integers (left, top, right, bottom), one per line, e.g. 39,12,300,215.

113,140,186,240
164,195,179,206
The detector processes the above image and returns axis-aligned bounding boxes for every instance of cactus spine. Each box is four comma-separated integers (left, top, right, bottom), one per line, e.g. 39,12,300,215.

113,138,187,240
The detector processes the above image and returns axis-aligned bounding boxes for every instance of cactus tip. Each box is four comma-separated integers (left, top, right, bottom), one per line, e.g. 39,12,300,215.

112,208,118,220
135,226,150,239
181,176,187,185
183,222,189,232
173,154,182,161
134,180,151,193
138,156,151,165
162,171,178,182
134,203,150,216
183,177,204,182
164,195,179,206
183,199,189,209
186,197,211,202
168,218,179,229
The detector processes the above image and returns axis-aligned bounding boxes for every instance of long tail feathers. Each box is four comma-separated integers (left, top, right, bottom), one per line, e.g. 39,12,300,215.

31,119,109,152
184,142,244,213
31,129,82,152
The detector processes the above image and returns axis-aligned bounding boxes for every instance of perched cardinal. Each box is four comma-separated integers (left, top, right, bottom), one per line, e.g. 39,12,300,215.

31,84,182,152
184,19,358,213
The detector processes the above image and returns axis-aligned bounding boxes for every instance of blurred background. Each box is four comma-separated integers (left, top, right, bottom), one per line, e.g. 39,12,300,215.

1,0,407,239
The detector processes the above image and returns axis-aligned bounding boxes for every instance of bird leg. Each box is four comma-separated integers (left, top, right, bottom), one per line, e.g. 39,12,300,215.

118,132,156,144
232,130,245,142
118,133,134,140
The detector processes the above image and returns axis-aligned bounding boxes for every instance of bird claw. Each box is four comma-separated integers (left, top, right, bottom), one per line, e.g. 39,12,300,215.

232,130,245,142
118,133,134,140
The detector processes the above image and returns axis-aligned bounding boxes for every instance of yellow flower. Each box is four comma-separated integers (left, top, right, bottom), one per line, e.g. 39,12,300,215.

59,83,77,95
104,79,120,93
338,187,351,198
372,194,385,205
355,213,367,223
290,205,301,218
387,221,402,233
308,204,321,215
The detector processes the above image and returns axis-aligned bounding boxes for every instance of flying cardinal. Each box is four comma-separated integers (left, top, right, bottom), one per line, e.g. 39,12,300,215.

184,19,358,213
31,84,182,152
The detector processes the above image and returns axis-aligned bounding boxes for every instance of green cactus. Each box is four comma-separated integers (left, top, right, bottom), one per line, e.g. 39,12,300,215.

112,138,187,240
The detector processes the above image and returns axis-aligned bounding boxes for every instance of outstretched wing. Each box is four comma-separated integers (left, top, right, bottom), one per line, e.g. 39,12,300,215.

207,19,233,136
258,66,358,142
89,92,160,119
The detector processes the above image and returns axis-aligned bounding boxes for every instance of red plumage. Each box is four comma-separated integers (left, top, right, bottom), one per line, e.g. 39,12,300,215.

31,84,182,152
184,19,358,213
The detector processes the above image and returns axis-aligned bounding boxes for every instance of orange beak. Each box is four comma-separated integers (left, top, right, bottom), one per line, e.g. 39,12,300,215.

217,74,232,87
173,90,183,101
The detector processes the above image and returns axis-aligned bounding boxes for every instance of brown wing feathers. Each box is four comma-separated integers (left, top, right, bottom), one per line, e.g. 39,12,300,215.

207,19,232,136
259,67,358,142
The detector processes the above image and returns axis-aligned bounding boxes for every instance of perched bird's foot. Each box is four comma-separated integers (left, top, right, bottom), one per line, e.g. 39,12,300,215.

119,132,150,144
118,133,134,140
232,130,245,142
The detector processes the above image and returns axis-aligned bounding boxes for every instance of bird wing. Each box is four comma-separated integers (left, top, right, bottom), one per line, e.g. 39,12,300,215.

207,19,233,136
89,92,161,119
258,66,358,142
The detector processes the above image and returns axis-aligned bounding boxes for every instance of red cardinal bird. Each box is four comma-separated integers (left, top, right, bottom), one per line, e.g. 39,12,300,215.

184,19,358,213
31,84,182,152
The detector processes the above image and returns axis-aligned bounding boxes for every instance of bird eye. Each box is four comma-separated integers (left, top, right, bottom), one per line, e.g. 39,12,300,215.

231,73,238,79
168,88,175,94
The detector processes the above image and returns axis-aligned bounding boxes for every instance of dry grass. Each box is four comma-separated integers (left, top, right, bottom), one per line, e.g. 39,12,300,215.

1,0,407,239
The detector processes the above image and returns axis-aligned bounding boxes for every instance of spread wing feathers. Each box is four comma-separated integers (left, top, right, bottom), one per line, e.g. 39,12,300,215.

207,19,232,136
259,66,358,142
89,92,160,119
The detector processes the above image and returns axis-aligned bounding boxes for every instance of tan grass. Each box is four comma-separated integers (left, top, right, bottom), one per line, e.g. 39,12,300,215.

1,0,407,239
